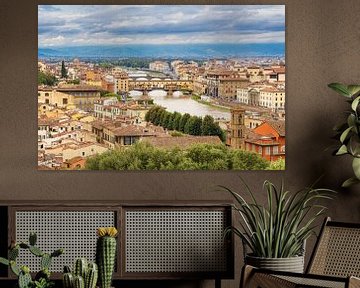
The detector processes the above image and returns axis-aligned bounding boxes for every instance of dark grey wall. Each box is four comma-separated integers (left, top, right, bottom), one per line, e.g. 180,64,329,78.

1,0,360,287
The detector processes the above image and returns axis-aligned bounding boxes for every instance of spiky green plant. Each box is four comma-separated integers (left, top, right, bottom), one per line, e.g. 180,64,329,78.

96,227,118,288
0,232,63,288
222,179,335,258
63,260,98,288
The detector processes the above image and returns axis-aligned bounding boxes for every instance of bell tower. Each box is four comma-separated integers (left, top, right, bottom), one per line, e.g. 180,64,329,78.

230,106,245,149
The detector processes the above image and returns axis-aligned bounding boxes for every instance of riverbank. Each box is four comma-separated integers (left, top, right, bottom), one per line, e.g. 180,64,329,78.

191,95,230,112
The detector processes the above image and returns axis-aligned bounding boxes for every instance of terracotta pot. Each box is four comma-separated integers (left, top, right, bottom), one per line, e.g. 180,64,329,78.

245,254,305,273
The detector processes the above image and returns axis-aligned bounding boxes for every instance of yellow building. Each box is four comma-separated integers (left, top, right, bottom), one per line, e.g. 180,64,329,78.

38,86,101,111
114,71,129,93
259,88,285,111
62,143,108,161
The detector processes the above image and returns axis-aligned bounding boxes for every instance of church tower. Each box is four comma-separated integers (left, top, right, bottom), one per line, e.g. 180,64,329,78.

230,106,246,149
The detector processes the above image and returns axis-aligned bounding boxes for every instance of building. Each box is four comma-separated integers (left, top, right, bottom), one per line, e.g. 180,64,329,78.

149,61,170,73
244,120,285,161
114,71,129,94
259,88,285,111
38,85,101,111
206,70,249,99
227,107,246,149
237,87,261,106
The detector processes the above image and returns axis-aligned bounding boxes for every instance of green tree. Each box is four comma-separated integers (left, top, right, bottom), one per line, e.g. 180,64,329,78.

172,112,182,131
161,111,171,128
154,109,166,126
184,116,202,135
167,112,176,130
201,115,216,135
38,71,57,86
230,150,269,170
61,60,68,79
85,142,271,171
179,113,191,132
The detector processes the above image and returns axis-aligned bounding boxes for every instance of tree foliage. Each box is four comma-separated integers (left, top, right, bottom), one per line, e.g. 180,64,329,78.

38,71,57,86
85,142,270,171
61,60,68,79
145,106,226,141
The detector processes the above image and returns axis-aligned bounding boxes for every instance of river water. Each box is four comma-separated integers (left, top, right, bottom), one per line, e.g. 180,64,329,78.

129,90,230,120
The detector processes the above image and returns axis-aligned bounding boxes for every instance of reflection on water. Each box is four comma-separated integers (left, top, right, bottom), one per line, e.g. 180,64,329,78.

129,90,230,120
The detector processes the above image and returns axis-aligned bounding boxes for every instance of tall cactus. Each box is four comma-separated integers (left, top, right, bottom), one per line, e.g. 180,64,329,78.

96,227,118,288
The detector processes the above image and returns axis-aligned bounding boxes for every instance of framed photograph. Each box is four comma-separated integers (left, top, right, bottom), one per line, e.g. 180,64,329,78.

37,5,285,171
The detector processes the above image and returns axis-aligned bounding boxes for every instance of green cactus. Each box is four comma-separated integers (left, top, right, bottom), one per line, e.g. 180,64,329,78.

10,260,20,276
41,253,52,270
63,272,74,288
9,246,19,260
64,259,98,288
0,257,9,266
29,246,44,257
18,270,32,288
73,275,85,288
74,258,87,279
85,263,98,288
29,232,37,246
51,248,64,258
0,233,63,288
96,234,117,288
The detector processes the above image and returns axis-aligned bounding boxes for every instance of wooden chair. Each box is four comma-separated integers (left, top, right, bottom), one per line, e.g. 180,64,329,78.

241,217,360,288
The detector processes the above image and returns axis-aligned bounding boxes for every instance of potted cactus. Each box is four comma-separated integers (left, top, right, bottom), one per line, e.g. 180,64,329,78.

62,258,98,288
96,227,118,288
0,232,63,288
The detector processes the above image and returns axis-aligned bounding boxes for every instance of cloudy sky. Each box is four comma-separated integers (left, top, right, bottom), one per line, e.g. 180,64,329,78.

38,5,285,47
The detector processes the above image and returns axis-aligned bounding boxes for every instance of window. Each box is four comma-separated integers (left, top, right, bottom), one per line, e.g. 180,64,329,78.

82,152,85,156
63,98,68,105
45,99,49,104
124,136,132,145
45,93,49,97
273,146,279,154
265,147,271,155
258,146,262,154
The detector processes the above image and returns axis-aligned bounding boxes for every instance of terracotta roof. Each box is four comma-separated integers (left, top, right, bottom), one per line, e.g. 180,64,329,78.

63,156,85,165
141,135,222,149
57,85,100,92
113,125,157,137
266,120,285,136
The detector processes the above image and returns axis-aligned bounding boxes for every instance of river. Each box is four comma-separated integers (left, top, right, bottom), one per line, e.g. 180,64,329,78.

129,90,230,120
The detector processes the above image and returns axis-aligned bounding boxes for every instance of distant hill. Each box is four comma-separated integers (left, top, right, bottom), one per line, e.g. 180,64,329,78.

38,43,285,59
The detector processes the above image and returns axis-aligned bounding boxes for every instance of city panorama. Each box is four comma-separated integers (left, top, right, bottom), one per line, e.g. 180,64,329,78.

38,5,285,170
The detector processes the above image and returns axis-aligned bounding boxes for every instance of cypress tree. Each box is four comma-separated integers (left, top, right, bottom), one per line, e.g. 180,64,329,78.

61,60,68,79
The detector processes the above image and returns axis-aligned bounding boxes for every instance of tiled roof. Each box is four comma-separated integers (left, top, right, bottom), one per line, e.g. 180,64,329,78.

266,120,285,136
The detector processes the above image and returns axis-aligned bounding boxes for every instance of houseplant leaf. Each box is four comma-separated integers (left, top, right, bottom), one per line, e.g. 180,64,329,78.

351,96,360,111
342,177,360,188
328,83,351,97
336,145,348,155
352,157,360,179
347,85,360,97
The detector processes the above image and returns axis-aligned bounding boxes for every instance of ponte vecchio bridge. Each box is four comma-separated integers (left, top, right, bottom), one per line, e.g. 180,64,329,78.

128,78,193,95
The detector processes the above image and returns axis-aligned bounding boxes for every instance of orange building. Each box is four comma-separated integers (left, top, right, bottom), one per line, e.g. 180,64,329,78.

244,120,285,161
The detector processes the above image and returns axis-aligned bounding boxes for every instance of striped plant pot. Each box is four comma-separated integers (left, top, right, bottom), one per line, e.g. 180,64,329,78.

245,254,305,273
